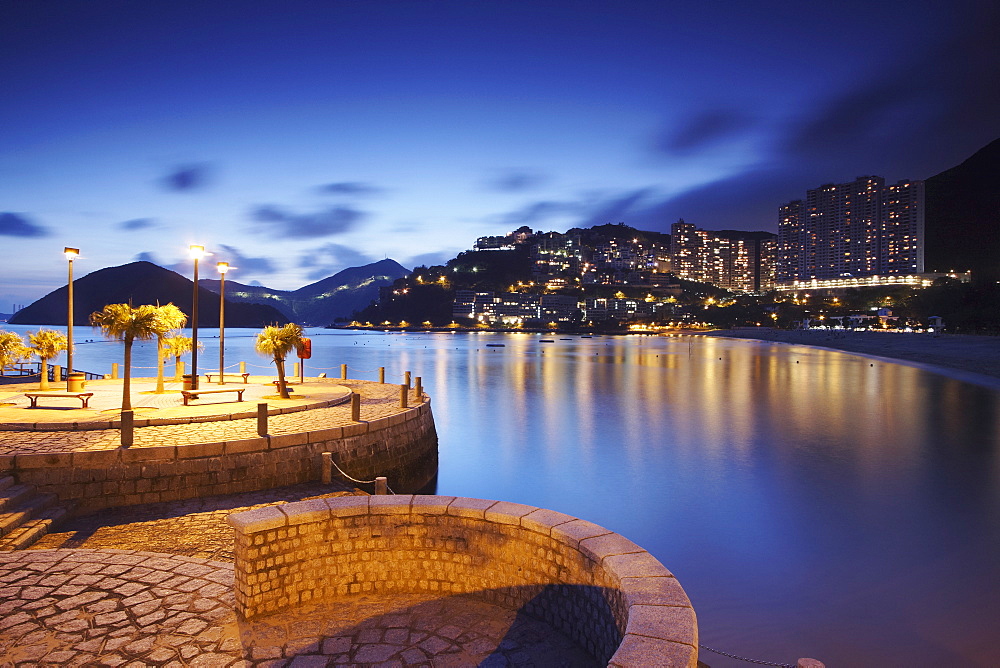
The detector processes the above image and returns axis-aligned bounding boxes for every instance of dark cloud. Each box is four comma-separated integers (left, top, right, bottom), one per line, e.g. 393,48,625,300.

501,200,584,226
298,243,375,280
316,182,383,196
407,252,452,269
491,188,666,234
119,217,157,231
657,110,753,155
575,189,657,228
161,163,212,192
486,170,548,193
249,205,366,239
0,212,48,237
214,244,277,275
134,251,162,265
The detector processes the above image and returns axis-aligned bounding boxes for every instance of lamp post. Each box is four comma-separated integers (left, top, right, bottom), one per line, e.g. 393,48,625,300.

64,247,79,388
189,245,205,390
217,261,229,385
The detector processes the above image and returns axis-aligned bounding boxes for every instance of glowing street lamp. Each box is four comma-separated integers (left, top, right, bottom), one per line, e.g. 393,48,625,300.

64,247,79,388
189,245,205,390
216,261,229,385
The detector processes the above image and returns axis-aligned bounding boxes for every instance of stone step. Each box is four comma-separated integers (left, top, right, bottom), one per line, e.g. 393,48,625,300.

0,483,33,514
0,491,56,538
0,504,71,551
0,476,14,492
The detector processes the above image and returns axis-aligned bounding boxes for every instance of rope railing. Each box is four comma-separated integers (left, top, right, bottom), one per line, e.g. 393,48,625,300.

327,456,396,494
698,644,819,668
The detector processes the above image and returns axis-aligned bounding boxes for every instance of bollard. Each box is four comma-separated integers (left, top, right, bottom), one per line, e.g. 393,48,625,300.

293,361,300,379
175,360,184,382
797,660,825,668
375,476,388,495
378,367,385,383
120,410,133,447
322,452,333,484
340,363,347,380
399,384,408,408
415,376,422,399
404,371,411,389
112,362,119,379
53,365,62,383
240,360,246,374
257,402,268,437
351,392,361,421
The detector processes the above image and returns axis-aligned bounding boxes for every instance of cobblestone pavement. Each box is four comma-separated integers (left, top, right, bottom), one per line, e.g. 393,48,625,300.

0,379,418,455
0,548,595,666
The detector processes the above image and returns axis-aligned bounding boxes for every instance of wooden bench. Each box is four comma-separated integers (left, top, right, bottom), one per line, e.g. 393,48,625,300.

204,373,251,384
24,392,94,408
181,387,245,406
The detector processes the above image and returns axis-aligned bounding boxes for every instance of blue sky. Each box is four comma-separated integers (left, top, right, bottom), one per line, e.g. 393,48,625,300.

2,0,998,307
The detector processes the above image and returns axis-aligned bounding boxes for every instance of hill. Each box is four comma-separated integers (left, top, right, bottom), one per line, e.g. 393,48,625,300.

9,261,289,327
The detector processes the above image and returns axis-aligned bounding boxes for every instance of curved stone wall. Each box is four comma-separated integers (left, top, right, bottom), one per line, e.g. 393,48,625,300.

4,401,438,513
228,495,698,667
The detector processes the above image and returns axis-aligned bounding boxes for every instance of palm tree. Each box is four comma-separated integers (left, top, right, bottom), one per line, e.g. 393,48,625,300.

152,304,188,393
26,329,69,390
90,303,162,411
255,323,303,399
163,335,199,382
0,330,30,376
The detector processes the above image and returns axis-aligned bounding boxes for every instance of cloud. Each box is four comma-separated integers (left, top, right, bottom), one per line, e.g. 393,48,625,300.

161,163,212,192
0,212,48,237
657,109,753,155
298,243,375,280
249,204,367,239
316,182,383,196
119,217,157,231
407,251,453,269
214,244,277,275
501,200,585,226
485,170,548,193
134,251,162,265
490,188,660,233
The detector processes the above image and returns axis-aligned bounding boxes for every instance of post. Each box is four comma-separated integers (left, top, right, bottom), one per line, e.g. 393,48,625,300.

293,361,300,379
239,360,246,374
53,365,62,383
375,476,388,495
351,392,361,421
340,363,347,380
322,452,333,484
257,402,268,437
378,367,385,383
120,410,134,447
64,247,78,388
797,660,825,668
175,359,184,382
415,376,422,399
404,371,411,389
112,362,119,379
299,358,304,384
217,261,228,385
190,245,204,391
399,384,408,408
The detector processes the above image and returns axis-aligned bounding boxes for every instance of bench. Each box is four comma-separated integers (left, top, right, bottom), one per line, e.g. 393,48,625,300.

180,387,245,406
204,373,251,384
24,392,94,408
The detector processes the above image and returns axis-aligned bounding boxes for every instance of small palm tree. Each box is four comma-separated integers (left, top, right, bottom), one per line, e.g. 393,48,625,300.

26,329,69,390
152,304,188,393
90,303,162,411
163,335,199,382
255,323,303,399
0,330,30,376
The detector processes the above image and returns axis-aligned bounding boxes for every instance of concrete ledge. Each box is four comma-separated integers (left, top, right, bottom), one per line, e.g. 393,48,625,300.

228,495,698,667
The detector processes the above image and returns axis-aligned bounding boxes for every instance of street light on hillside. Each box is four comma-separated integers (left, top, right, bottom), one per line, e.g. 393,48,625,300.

189,245,205,390
217,261,229,385
64,247,79,388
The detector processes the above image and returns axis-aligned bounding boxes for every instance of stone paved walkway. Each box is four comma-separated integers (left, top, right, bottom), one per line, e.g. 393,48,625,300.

0,379,415,455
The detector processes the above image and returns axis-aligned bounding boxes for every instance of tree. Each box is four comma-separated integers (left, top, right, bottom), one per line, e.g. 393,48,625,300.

163,335,199,382
26,329,68,390
152,304,188,393
90,303,162,411
255,323,303,399
0,330,30,376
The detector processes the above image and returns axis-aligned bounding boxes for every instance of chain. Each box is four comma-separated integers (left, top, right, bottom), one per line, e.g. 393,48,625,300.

328,457,395,494
699,644,795,667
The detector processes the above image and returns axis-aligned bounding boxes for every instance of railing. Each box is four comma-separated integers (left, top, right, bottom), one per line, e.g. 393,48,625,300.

2,362,103,381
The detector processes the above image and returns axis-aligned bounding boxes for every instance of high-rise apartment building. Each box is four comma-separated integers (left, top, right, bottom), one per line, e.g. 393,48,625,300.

670,220,776,292
778,177,924,283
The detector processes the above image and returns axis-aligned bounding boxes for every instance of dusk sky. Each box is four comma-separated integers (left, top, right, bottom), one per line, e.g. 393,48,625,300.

2,0,998,308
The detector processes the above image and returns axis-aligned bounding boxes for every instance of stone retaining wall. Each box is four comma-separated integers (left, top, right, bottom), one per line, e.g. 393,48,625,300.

228,495,698,667
0,402,437,513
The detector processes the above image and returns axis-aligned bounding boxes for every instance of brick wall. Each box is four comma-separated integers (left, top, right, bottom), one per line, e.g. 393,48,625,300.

4,402,438,513
228,495,698,667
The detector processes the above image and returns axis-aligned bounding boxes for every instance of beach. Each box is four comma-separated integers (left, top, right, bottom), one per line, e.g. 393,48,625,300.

701,328,1000,382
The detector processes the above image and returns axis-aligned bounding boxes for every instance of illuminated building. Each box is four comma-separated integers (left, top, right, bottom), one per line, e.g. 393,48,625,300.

669,220,776,292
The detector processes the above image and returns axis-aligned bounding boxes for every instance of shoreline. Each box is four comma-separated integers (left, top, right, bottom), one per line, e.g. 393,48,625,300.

700,328,1000,386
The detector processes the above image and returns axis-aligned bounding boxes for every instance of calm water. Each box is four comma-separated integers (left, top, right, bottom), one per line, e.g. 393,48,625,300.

5,325,1000,666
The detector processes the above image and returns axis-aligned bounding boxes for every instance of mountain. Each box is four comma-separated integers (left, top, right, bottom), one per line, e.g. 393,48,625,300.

9,261,289,327
925,138,1000,281
201,259,410,325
